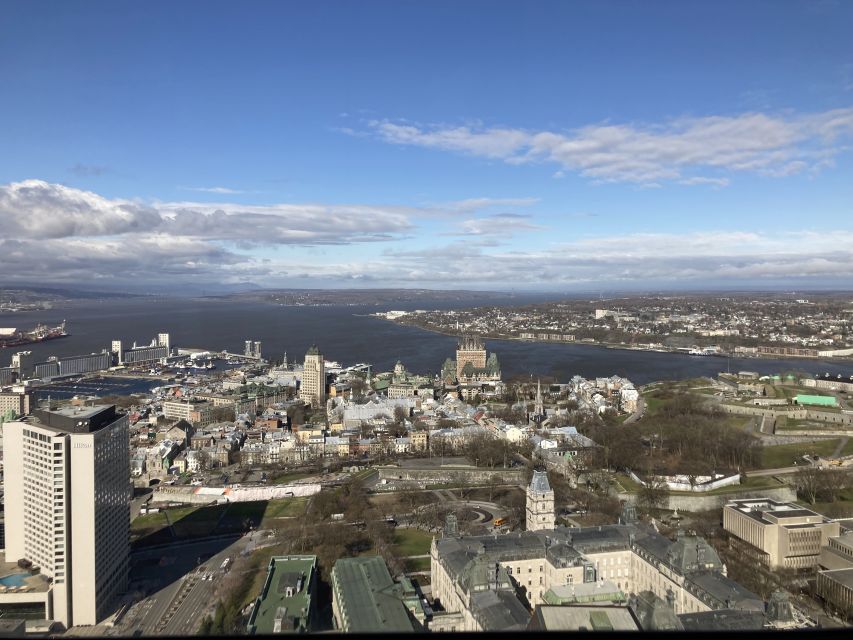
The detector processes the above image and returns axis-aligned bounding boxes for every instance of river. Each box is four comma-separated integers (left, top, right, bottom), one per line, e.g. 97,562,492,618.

1,296,850,388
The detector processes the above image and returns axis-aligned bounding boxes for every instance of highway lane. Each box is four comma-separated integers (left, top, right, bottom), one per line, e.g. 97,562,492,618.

120,536,249,636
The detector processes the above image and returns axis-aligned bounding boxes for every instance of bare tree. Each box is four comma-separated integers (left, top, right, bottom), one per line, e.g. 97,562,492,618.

637,475,670,512
795,465,823,505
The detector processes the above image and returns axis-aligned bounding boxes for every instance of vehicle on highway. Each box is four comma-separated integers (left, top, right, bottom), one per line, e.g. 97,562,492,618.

493,517,507,527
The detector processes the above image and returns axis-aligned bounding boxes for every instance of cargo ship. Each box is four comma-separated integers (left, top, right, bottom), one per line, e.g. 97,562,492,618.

0,320,69,348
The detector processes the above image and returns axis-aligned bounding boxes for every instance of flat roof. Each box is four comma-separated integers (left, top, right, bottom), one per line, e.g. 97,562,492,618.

331,556,416,632
533,605,639,631
247,556,316,634
820,568,853,589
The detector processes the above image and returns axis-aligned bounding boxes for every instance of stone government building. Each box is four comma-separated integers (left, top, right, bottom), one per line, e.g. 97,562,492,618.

429,471,807,632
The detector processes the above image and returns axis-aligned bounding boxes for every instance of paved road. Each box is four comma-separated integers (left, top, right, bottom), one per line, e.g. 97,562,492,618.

746,466,801,477
121,536,250,636
622,396,646,424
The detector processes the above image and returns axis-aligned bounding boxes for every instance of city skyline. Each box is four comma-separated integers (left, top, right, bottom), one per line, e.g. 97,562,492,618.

2,1,852,292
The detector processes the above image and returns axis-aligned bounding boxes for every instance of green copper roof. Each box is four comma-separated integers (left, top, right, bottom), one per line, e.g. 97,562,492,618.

331,556,417,632
795,394,839,407
247,555,316,634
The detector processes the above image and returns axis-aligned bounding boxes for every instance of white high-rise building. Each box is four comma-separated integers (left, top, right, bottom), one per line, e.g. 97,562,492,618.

157,333,171,353
299,345,325,407
111,340,123,364
2,405,130,628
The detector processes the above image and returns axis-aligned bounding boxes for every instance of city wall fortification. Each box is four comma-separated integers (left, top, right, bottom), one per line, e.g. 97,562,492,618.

376,464,526,486
617,485,797,512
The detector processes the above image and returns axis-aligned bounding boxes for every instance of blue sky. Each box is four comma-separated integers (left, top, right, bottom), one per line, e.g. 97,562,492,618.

1,1,852,292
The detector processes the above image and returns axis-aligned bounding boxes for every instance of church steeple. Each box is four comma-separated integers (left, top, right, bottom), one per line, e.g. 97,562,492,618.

533,379,545,423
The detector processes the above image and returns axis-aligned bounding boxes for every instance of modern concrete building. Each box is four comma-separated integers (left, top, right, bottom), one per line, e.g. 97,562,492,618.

2,405,130,628
157,333,171,353
820,531,853,571
816,568,853,620
526,471,555,531
299,346,325,408
0,391,31,417
162,399,213,426
722,499,840,569
246,556,317,634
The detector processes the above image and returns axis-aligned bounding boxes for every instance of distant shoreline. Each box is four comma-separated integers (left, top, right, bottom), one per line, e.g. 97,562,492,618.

375,315,853,364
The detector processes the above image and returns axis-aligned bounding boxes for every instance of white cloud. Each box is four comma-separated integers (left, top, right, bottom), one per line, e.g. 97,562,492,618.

0,179,161,238
448,213,543,236
364,108,853,185
183,186,246,194
245,230,853,289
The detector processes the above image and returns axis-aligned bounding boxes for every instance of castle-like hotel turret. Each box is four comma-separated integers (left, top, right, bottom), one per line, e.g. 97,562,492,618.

441,335,502,400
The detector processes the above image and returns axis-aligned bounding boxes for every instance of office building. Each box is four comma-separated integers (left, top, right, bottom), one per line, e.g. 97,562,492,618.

723,499,840,569
2,405,130,628
299,346,325,408
330,556,422,632
246,556,317,634
0,390,31,417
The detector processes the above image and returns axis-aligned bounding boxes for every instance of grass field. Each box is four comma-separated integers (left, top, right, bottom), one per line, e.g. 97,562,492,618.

392,528,434,557
262,497,308,520
797,487,853,518
758,439,841,469
403,557,431,572
131,497,308,547
268,471,315,484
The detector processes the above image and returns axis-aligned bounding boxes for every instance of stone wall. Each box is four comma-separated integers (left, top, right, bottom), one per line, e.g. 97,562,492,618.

718,403,853,426
377,465,526,486
152,482,321,504
617,485,797,512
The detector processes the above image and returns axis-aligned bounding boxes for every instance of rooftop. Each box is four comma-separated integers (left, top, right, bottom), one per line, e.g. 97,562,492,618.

331,556,417,632
530,605,639,632
246,556,316,634
820,567,853,589
26,404,120,434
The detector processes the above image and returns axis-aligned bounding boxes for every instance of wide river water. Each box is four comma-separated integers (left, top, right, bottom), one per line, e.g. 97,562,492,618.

1,296,851,387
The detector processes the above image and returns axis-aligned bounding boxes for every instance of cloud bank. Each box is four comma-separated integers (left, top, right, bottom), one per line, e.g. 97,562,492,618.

1,179,851,291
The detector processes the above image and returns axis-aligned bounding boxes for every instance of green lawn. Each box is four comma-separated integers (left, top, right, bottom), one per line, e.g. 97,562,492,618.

393,528,434,557
643,396,666,415
132,498,307,546
758,439,841,469
350,467,376,481
269,471,314,484
403,557,431,572
262,497,308,520
841,439,853,457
